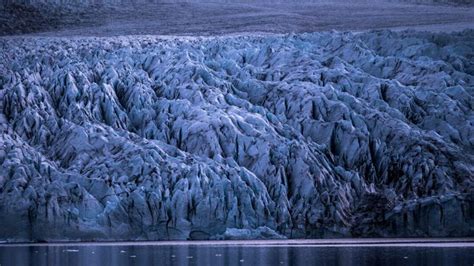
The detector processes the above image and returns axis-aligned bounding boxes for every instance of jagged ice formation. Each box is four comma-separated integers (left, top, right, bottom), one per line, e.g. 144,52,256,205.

0,30,473,241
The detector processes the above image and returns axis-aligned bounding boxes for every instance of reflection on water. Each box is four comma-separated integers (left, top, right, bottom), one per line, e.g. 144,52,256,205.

0,243,473,266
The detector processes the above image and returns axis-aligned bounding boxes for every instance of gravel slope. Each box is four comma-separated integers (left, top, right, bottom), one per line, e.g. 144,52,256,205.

1,2,473,36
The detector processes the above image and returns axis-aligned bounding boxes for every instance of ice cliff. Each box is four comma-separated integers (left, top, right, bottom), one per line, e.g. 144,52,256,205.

0,30,473,241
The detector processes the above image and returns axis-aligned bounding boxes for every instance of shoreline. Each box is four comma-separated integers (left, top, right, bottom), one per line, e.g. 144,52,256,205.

1,238,473,247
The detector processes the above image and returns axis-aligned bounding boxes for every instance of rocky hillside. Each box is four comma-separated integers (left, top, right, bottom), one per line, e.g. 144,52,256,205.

0,30,473,241
1,1,473,37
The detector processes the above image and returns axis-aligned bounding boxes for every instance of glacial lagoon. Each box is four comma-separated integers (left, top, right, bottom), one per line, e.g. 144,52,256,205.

1,240,473,266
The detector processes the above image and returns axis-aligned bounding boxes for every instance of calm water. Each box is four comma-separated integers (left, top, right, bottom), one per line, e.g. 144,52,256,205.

0,242,473,266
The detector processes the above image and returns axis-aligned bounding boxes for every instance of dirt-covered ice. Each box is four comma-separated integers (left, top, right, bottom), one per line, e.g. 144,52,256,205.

0,30,472,241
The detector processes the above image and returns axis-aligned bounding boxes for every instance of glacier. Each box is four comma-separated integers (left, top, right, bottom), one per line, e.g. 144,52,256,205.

0,30,473,242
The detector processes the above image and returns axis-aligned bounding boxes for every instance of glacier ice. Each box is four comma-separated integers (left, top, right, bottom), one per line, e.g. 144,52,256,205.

0,30,473,241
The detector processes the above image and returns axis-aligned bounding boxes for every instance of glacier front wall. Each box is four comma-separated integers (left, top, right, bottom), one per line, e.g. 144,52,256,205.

0,30,473,241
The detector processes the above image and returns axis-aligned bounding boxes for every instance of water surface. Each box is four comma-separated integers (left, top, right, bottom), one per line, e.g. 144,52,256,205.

0,240,473,266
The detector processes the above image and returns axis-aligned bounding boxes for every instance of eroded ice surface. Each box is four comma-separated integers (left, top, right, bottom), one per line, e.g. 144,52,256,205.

0,30,473,241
